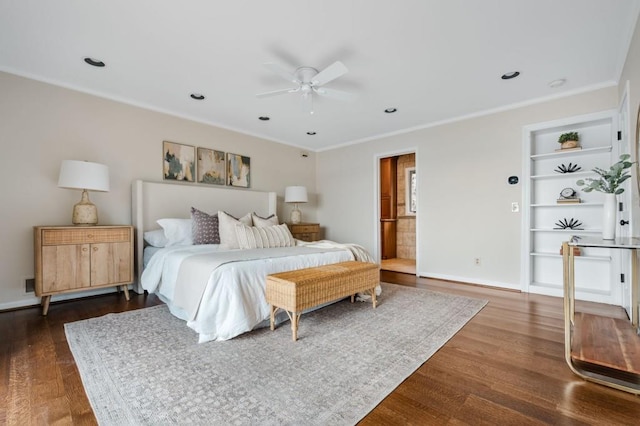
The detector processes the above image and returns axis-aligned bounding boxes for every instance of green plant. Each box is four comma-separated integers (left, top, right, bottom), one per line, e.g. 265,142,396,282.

576,154,634,194
558,132,579,143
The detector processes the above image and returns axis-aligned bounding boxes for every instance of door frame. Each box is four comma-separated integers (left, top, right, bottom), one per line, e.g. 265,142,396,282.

373,147,419,274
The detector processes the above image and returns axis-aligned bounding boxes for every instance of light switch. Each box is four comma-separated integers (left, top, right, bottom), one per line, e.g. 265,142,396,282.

511,202,519,212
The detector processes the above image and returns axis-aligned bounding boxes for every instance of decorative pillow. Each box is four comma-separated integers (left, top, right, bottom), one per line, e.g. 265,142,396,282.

157,218,193,247
143,229,169,247
251,212,279,228
235,223,295,249
218,211,252,249
191,207,220,245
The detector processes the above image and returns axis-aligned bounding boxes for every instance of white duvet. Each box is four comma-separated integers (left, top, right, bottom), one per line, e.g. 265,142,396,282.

141,243,355,342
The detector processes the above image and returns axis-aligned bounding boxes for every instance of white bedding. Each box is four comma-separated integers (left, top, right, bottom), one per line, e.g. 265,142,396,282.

141,243,355,342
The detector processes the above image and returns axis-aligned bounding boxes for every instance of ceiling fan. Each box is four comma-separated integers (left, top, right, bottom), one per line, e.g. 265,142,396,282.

256,61,356,114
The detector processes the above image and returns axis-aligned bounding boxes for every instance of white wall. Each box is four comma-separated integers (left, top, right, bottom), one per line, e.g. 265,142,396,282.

0,71,317,309
316,88,618,289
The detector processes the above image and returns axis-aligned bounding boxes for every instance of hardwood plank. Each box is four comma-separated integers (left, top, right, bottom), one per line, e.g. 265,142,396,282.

2,275,640,425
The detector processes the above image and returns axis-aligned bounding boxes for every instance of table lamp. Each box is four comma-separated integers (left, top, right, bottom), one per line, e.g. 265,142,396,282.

285,186,308,224
58,160,110,226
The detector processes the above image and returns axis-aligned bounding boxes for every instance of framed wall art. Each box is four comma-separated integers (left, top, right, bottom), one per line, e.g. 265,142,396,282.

163,141,195,182
227,153,251,188
197,147,226,185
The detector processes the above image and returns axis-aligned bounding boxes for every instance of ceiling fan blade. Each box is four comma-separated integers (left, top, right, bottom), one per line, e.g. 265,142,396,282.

256,88,298,98
313,87,357,102
311,61,348,86
263,63,300,84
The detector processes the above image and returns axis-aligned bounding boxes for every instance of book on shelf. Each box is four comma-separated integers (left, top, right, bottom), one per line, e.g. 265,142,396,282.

556,198,581,204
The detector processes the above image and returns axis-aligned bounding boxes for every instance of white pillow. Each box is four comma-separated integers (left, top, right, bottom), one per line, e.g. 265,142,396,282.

251,212,279,228
143,229,169,247
218,211,252,249
235,223,295,249
157,218,193,247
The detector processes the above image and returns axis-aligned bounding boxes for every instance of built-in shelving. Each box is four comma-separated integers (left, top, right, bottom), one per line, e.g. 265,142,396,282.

530,146,612,161
523,111,619,304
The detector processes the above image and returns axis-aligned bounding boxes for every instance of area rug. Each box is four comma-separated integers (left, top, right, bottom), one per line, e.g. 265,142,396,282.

65,283,487,425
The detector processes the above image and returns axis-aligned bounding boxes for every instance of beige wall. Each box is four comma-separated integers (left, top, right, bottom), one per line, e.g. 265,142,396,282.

0,71,317,309
317,87,618,288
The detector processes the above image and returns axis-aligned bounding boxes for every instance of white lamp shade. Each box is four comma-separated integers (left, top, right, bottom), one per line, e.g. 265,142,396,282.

58,160,110,192
285,186,308,203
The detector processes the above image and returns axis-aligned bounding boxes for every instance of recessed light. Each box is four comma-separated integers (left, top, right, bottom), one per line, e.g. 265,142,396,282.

384,108,397,113
190,93,205,100
84,57,105,67
306,131,316,135
501,71,520,80
258,116,270,121
548,78,566,88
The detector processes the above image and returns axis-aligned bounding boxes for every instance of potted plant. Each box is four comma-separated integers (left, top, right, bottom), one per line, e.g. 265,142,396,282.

576,154,633,194
576,154,634,239
558,131,580,150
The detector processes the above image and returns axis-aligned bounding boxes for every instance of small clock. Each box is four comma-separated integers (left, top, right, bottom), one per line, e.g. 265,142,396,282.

560,187,577,199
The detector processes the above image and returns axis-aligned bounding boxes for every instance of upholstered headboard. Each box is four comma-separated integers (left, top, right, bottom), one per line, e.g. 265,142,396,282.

131,179,277,292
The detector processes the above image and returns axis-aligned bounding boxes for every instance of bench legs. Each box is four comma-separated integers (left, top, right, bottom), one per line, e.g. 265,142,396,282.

270,305,301,341
269,287,377,341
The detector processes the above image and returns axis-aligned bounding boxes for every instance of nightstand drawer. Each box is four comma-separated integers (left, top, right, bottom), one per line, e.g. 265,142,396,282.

293,225,319,233
41,227,131,245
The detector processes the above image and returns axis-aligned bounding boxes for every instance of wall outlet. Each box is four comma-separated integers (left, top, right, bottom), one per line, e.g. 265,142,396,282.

474,258,481,266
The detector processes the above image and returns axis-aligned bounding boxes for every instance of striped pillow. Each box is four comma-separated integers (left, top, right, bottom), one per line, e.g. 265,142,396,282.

235,223,295,249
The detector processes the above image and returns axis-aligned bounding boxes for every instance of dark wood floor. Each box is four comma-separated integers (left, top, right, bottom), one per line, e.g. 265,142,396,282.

2,272,640,425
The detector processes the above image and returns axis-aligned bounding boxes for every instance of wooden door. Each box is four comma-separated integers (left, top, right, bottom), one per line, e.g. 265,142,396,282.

41,244,91,293
90,242,132,286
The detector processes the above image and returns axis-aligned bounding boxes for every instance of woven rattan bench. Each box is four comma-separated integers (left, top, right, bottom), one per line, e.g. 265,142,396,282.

265,260,379,341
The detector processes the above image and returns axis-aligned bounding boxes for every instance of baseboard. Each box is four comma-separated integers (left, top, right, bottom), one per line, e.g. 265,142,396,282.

417,271,522,292
0,285,134,312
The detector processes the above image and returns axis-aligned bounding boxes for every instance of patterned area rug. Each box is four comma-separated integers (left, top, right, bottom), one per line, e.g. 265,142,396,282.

65,283,487,425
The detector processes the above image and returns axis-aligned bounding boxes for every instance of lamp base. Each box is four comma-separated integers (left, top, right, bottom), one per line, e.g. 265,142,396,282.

290,205,302,224
72,190,98,226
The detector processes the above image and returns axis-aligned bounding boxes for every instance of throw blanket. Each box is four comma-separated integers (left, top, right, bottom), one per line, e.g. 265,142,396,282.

174,246,344,319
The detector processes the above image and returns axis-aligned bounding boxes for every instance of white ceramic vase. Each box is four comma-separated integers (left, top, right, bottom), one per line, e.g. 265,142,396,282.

602,193,616,240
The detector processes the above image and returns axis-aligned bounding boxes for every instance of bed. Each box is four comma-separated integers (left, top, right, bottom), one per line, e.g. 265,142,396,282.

132,180,376,343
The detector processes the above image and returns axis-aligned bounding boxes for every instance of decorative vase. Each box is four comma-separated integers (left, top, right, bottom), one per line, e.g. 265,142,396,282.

602,193,616,240
561,140,579,149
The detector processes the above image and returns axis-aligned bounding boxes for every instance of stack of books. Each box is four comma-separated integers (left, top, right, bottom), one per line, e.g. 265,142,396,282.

556,198,581,204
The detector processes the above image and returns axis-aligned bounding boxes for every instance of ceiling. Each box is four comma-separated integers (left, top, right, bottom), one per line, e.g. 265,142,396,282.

1,1,639,152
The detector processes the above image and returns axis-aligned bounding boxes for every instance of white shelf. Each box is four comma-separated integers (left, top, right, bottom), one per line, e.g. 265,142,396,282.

530,170,594,180
530,146,612,161
530,252,611,261
530,228,601,234
531,202,602,207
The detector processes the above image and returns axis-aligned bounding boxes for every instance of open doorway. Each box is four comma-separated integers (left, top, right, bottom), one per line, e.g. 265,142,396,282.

379,153,416,275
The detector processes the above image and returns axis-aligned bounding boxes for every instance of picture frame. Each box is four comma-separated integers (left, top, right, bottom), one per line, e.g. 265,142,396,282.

227,153,251,188
163,141,195,182
197,147,226,185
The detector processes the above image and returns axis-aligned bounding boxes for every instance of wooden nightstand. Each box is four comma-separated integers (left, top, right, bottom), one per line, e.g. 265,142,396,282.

286,223,320,242
33,225,134,315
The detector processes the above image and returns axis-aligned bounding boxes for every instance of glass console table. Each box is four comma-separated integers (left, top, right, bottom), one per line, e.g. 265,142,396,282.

562,237,640,394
